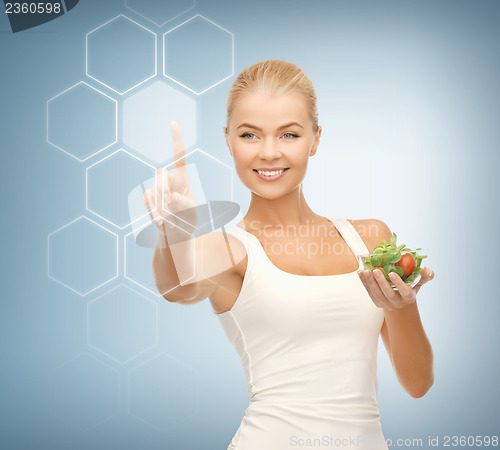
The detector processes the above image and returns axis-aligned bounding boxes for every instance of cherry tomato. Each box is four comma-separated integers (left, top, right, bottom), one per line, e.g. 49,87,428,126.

395,253,416,276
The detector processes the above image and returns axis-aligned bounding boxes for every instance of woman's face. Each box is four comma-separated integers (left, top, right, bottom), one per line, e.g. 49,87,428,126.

224,91,322,200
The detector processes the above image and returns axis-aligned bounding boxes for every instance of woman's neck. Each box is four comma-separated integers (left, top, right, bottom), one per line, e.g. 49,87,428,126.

244,185,325,230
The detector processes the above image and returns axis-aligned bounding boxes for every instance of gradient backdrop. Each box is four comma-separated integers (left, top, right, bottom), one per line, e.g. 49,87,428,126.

1,0,499,449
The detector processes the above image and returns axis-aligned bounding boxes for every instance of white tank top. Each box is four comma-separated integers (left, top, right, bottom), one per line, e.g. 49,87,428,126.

214,218,388,450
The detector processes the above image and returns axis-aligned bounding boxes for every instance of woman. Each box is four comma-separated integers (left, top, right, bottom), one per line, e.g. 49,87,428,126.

143,59,435,450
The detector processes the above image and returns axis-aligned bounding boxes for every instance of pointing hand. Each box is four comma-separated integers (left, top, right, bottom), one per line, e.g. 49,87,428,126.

142,121,198,237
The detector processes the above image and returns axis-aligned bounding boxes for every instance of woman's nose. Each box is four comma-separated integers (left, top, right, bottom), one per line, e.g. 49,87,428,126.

258,138,282,160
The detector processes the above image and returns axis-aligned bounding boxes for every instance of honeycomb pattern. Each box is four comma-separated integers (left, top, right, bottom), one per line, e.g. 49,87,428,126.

122,80,196,165
50,352,120,430
163,14,233,94
124,222,163,297
47,81,117,162
86,15,157,95
87,284,158,364
46,8,236,434
48,216,118,296
86,149,156,229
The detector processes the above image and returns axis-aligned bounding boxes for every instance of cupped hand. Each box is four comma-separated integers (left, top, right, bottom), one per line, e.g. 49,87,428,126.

357,267,435,311
142,121,198,236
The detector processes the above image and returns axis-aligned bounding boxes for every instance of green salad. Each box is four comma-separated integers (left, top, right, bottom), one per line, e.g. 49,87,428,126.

362,232,427,285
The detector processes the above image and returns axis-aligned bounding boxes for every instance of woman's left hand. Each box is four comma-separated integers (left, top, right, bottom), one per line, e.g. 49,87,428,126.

357,267,435,311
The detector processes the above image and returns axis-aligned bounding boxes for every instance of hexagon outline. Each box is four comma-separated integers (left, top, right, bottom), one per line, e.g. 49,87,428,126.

121,79,198,166
125,0,196,27
47,215,119,296
86,14,158,96
85,148,157,230
46,81,118,162
49,351,121,430
127,351,200,432
162,14,234,95
123,220,162,298
86,283,159,365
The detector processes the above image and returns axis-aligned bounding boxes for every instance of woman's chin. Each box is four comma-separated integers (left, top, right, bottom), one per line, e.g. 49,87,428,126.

247,184,302,200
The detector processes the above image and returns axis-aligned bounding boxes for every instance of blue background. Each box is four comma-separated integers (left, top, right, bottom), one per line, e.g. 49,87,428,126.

1,0,499,448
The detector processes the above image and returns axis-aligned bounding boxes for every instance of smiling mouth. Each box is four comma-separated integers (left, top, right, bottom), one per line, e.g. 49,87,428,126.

253,168,290,176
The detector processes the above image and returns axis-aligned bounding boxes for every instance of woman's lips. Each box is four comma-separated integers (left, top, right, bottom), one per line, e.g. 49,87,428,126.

253,168,289,181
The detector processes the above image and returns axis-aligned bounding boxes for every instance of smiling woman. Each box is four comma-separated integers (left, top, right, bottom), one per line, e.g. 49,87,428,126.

143,59,434,450
224,89,321,203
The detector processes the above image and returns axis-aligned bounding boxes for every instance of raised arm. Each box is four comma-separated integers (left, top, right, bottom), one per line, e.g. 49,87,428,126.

143,121,245,304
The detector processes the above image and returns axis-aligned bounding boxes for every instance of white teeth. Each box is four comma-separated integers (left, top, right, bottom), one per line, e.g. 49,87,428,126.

257,169,285,176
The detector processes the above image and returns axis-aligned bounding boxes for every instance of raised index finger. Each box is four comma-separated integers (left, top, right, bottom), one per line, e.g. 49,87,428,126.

170,121,186,170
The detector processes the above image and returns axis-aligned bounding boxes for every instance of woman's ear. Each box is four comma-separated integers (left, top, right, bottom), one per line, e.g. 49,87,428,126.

310,125,322,156
223,126,232,156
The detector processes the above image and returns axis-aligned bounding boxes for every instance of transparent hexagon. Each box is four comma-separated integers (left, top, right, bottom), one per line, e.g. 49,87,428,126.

124,222,162,297
87,14,157,95
122,80,196,166
47,81,117,162
48,216,118,296
87,284,158,364
163,14,234,95
125,0,195,27
86,149,156,229
128,353,199,431
50,352,120,430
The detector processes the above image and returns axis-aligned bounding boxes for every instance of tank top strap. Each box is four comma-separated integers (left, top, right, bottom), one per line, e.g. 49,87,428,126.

330,218,370,268
225,224,253,245
224,224,259,273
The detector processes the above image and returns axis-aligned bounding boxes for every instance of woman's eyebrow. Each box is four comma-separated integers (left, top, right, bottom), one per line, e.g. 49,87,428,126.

236,122,304,131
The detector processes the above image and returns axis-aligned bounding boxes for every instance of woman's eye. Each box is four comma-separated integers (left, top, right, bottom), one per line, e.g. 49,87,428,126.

283,133,299,139
240,132,257,139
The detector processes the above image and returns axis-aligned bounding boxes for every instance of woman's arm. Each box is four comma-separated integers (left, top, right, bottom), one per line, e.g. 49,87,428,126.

151,227,200,303
144,122,245,305
383,301,434,398
358,219,435,398
152,228,245,304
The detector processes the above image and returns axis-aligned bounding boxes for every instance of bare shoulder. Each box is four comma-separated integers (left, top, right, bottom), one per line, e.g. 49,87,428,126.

347,218,393,253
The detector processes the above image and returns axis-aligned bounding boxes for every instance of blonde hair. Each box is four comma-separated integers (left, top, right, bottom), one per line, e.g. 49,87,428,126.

225,59,319,133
